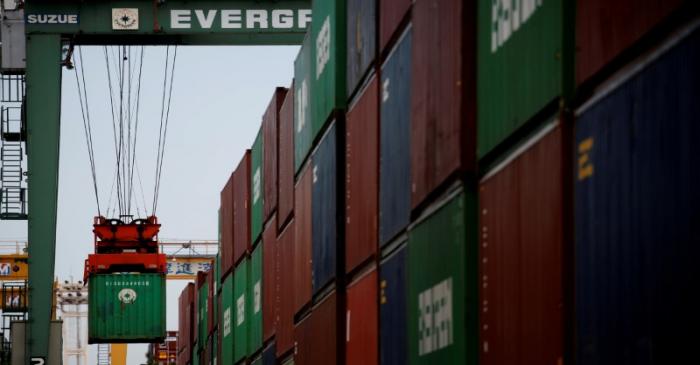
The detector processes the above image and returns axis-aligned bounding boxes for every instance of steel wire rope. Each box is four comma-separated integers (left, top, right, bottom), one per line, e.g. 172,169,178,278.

127,46,145,216
103,46,124,216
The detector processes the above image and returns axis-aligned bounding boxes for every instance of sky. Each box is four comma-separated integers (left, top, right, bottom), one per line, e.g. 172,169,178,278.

0,44,298,364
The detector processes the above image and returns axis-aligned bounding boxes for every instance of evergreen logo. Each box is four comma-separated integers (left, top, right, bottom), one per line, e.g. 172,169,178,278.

112,8,139,30
418,277,453,356
118,288,137,304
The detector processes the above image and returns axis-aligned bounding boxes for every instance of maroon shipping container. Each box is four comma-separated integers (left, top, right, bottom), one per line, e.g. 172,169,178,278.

262,214,278,341
278,83,295,230
277,219,296,357
576,0,684,86
220,173,235,279
345,76,379,274
346,269,378,365
294,164,313,316
309,292,339,365
207,269,215,335
479,122,565,365
234,150,252,265
411,0,474,210
263,87,289,221
294,314,313,365
380,0,412,52
178,283,195,357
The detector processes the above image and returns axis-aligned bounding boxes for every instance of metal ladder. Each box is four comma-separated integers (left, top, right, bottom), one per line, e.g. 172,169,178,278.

97,343,111,365
0,75,27,220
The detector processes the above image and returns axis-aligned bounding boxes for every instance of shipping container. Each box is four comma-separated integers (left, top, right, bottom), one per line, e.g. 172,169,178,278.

379,244,407,365
178,283,195,357
264,87,288,221
576,0,685,86
220,275,234,365
346,269,378,365
249,243,263,356
277,220,296,358
312,291,340,365
379,0,412,52
575,26,700,365
477,0,564,157
295,33,314,174
212,329,218,365
215,254,221,294
221,173,235,278
234,257,249,363
311,0,347,136
263,341,276,365
312,122,339,294
293,314,313,365
479,121,565,365
217,293,222,365
408,189,477,364
278,83,295,230
234,150,252,265
88,273,166,343
252,355,262,365
379,27,412,246
207,268,215,336
252,128,264,246
294,163,313,315
263,217,278,342
198,272,209,352
347,0,376,99
345,75,378,273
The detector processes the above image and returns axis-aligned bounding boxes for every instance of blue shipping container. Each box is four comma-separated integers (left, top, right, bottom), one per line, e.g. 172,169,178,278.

380,27,412,246
347,0,376,99
312,121,338,294
575,26,700,365
379,244,407,365
263,341,276,365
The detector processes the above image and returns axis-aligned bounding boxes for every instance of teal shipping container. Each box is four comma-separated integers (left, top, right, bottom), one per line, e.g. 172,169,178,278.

234,257,249,362
220,275,234,365
251,128,264,245
295,33,314,174
248,243,263,355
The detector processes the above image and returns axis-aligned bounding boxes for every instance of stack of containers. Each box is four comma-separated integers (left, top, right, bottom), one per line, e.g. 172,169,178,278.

196,271,208,363
177,283,195,365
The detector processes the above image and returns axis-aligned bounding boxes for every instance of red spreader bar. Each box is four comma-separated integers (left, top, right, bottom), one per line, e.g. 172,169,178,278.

84,253,167,282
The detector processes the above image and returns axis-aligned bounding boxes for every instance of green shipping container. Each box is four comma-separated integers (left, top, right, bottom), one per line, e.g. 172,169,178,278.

408,189,477,364
198,280,209,352
251,128,264,244
234,258,249,362
295,32,313,174
88,273,165,343
220,275,234,365
311,0,347,136
477,0,564,157
248,243,263,355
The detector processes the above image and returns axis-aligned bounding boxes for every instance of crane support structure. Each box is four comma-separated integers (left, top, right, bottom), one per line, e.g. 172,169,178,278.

22,1,310,362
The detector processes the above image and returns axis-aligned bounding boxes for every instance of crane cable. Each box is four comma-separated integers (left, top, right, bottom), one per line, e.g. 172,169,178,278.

152,45,178,215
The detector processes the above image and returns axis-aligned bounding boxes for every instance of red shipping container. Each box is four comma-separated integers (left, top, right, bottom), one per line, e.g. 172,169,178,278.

262,214,278,341
479,122,565,365
220,173,235,279
263,87,289,221
207,269,215,335
411,0,475,210
311,292,339,365
576,0,684,86
346,269,378,365
345,76,379,273
178,283,195,356
380,0,412,52
278,83,295,230
277,219,296,357
294,314,313,365
294,164,313,316
233,150,252,265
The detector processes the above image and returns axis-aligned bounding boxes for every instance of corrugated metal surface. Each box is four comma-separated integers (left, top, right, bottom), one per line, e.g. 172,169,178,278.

197,274,208,351
263,216,278,341
295,33,314,174
575,28,700,365
194,271,204,347
252,128,264,245
279,83,295,230
234,258,249,363
249,243,263,355
234,150,252,265
379,27,412,246
311,291,339,365
217,294,222,364
293,315,312,365
311,0,347,135
220,275,234,365
408,190,477,364
263,341,276,365
178,283,194,357
277,220,296,357
221,174,235,278
479,122,564,365
347,0,376,98
379,245,407,365
294,164,313,315
346,76,378,273
312,122,338,294
477,0,563,157
207,269,215,335
380,0,412,51
88,273,166,343
576,0,683,86
264,87,288,221
346,269,378,365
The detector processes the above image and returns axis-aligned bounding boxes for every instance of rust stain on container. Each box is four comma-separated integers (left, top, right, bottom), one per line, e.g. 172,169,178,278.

263,214,278,341
345,76,379,274
234,150,252,265
380,0,412,52
346,269,378,365
277,219,296,358
264,87,289,221
294,164,313,316
220,173,235,279
278,83,295,230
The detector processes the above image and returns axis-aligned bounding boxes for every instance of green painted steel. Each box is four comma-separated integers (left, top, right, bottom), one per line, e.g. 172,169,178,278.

198,280,209,351
248,243,263,355
408,190,477,365
477,0,564,157
251,128,264,245
25,33,62,359
310,0,347,135
234,258,249,362
220,275,235,364
87,273,166,342
193,348,200,365
294,32,314,173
